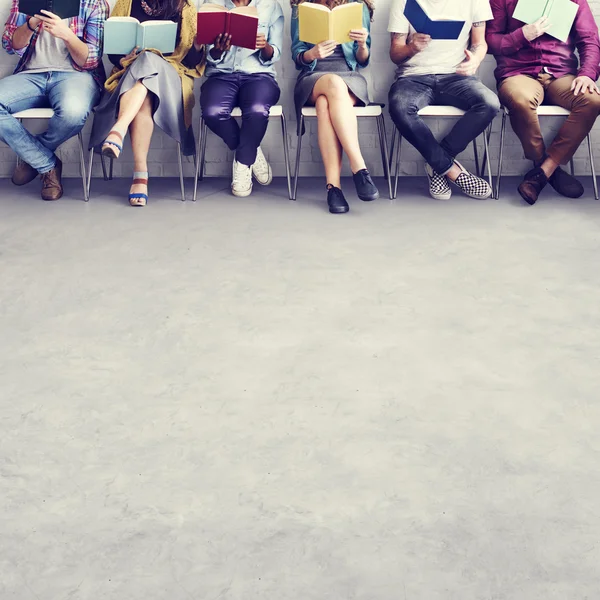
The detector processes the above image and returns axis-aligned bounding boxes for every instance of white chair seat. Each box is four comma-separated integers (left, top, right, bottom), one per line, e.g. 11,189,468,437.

502,105,571,117
13,108,55,119
230,105,283,118
418,106,466,117
301,104,383,118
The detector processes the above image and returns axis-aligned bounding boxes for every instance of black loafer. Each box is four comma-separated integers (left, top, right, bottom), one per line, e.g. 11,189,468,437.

327,184,349,214
352,169,379,201
548,166,584,198
518,167,547,205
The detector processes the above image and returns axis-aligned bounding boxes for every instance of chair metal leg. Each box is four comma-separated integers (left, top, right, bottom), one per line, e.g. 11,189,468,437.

482,127,493,198
587,133,598,200
199,120,208,182
479,125,491,180
570,158,575,176
393,129,402,200
109,156,114,180
292,115,303,201
389,127,396,172
495,111,507,200
376,115,393,200
193,113,203,202
472,139,480,177
177,142,185,201
280,113,292,200
87,148,94,199
77,132,89,202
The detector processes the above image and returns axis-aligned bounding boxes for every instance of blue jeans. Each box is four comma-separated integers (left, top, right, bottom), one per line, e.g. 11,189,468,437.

388,74,500,175
0,71,99,174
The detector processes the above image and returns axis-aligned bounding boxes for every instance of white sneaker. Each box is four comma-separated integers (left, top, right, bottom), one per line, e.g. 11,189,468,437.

232,159,253,197
251,146,272,186
425,163,451,200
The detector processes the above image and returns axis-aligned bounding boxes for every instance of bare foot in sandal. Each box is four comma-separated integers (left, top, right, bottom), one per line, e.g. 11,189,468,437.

129,171,149,206
102,128,126,159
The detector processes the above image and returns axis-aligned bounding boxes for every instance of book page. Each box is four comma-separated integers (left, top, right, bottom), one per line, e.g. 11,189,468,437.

331,2,362,44
298,3,331,45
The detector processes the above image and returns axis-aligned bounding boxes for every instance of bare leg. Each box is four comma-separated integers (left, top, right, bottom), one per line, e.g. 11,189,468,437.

103,81,149,158
128,94,153,205
309,74,366,173
315,95,343,188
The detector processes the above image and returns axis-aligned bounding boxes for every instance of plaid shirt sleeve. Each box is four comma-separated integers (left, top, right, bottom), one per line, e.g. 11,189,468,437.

2,0,29,57
79,0,109,71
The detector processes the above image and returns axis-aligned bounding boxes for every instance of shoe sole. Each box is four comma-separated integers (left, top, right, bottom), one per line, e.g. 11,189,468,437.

11,177,37,186
429,191,452,200
231,186,253,198
253,165,272,186
517,186,537,205
329,206,349,214
358,191,379,202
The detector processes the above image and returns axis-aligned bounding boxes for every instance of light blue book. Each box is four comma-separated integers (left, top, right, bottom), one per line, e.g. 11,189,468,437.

512,0,578,43
103,17,178,55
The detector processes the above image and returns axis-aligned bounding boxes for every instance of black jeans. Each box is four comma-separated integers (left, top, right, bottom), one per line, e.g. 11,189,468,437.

388,74,500,174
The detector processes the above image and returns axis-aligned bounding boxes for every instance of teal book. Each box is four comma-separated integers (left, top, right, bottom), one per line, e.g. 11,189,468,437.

103,17,178,55
512,0,578,43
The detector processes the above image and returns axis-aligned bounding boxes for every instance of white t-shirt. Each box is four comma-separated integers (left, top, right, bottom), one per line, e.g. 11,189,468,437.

387,0,493,78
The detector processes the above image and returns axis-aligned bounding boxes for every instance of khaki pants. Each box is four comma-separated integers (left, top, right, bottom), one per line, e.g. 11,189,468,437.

498,73,600,165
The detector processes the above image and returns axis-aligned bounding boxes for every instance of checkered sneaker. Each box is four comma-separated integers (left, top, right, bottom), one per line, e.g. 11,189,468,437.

451,161,492,199
425,164,451,200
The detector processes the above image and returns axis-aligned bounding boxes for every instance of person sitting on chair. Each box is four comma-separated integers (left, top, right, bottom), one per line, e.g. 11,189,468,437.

200,0,284,198
486,0,600,204
291,0,379,214
387,0,500,200
89,0,205,207
0,0,108,200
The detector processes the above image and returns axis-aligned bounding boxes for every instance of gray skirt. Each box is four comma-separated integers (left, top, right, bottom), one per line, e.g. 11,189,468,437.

89,51,194,155
294,51,370,135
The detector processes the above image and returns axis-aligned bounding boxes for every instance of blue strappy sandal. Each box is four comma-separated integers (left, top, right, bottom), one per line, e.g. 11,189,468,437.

129,172,149,207
102,130,123,160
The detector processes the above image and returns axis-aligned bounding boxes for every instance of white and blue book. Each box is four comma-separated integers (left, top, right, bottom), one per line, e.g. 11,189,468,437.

103,17,178,55
403,0,465,39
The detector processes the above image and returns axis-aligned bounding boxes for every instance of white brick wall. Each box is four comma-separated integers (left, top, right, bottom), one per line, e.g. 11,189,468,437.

1,0,600,178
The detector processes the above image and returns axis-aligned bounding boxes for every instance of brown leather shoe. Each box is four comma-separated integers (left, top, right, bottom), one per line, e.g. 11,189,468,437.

518,167,547,205
12,160,38,186
41,158,63,201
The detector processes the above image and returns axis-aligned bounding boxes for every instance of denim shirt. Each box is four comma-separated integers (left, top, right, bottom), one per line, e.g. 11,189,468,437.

204,0,284,77
290,1,371,72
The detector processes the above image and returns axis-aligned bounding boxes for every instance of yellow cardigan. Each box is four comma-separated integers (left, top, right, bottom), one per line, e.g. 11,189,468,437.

104,0,205,128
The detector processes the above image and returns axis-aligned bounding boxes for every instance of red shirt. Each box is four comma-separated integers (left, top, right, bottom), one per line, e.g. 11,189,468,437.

486,0,600,82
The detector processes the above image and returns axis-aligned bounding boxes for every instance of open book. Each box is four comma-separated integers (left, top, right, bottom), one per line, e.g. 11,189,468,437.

103,17,178,55
298,2,363,45
403,0,465,40
512,0,578,43
196,4,259,50
19,0,80,19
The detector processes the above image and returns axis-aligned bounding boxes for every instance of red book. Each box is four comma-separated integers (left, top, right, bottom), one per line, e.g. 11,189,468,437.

196,4,259,51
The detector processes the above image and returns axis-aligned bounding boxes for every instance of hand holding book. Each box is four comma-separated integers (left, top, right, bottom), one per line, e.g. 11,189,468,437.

522,16,550,41
35,9,75,41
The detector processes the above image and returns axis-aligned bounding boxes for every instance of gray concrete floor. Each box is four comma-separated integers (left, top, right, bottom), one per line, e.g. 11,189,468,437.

1,176,600,600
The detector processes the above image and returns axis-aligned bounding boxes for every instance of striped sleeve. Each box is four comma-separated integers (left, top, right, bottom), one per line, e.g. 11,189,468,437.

2,0,29,57
79,0,109,71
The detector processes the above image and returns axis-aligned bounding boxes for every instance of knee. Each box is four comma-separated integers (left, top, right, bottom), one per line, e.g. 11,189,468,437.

55,99,90,128
321,74,348,99
389,94,420,126
502,90,539,114
477,91,501,120
572,91,600,116
243,103,271,120
202,104,232,122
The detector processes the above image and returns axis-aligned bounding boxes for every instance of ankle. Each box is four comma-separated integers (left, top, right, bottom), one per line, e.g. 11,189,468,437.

540,159,558,179
327,182,341,190
446,164,462,182
350,162,366,175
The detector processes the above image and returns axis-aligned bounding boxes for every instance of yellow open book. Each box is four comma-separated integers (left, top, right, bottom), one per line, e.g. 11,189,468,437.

298,2,363,45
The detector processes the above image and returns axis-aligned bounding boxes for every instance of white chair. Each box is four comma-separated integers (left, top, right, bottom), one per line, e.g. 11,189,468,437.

389,105,493,200
9,108,89,201
88,138,187,202
495,105,598,200
293,104,393,201
193,105,292,201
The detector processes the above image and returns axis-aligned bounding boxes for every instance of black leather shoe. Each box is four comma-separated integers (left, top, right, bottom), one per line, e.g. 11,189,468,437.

327,184,349,214
518,167,547,205
352,169,379,201
548,166,584,198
